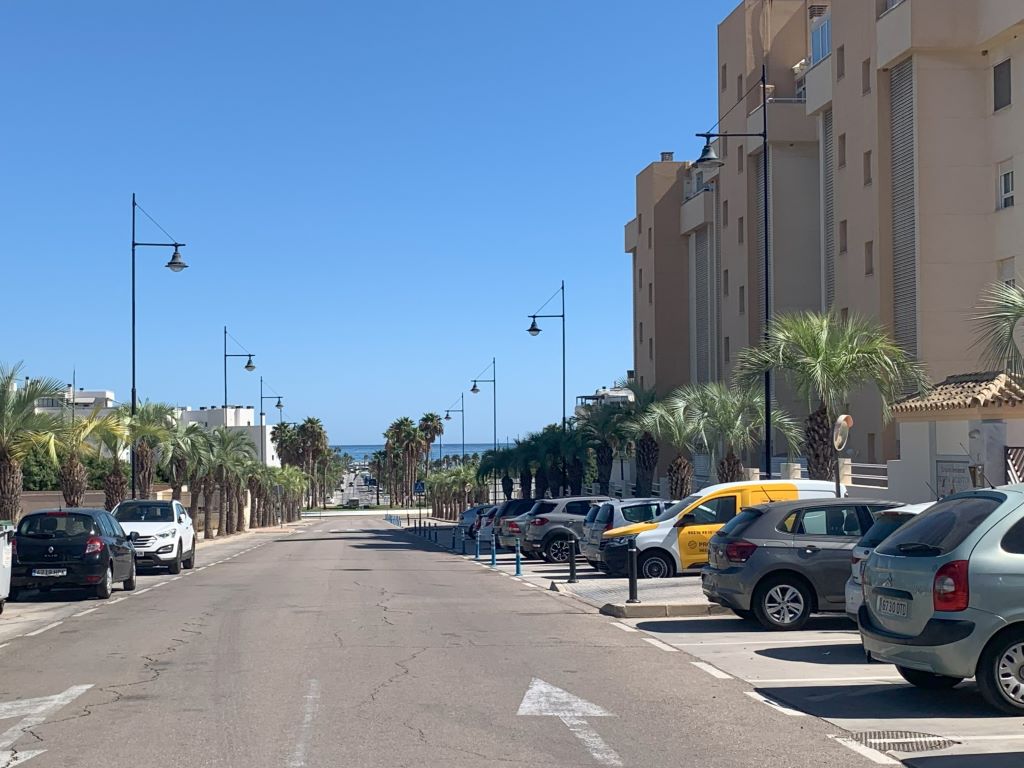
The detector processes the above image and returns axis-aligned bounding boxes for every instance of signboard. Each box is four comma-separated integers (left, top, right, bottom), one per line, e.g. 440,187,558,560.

414,480,425,495
936,460,971,497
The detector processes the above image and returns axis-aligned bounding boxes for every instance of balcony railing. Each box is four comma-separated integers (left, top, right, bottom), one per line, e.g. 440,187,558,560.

879,0,907,18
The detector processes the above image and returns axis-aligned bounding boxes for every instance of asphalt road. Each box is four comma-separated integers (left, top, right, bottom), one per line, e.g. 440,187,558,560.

0,517,885,767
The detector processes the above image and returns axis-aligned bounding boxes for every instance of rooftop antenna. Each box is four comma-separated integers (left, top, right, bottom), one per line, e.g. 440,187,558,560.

960,441,996,490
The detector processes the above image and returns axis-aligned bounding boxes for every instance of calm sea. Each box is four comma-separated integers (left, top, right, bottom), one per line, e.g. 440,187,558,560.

334,443,498,462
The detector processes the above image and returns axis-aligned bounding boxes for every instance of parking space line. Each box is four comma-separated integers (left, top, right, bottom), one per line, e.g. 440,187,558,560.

829,736,899,765
744,691,806,716
642,638,679,653
72,608,99,617
690,662,732,679
134,588,152,595
152,582,168,588
753,675,902,684
25,622,62,637
610,622,638,633
673,638,855,647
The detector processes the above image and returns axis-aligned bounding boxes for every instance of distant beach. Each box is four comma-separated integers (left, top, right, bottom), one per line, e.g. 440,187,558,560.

334,443,498,462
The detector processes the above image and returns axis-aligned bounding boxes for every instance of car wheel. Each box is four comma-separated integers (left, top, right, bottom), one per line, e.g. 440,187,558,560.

183,541,196,570
7,588,19,603
123,560,137,591
977,628,1024,713
896,665,963,690
168,543,182,575
639,551,675,579
95,565,113,600
544,537,574,564
753,575,812,631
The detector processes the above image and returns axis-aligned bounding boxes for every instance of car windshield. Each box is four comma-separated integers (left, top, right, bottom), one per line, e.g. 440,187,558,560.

114,503,175,523
18,513,99,538
663,495,702,520
859,513,916,548
876,495,1004,557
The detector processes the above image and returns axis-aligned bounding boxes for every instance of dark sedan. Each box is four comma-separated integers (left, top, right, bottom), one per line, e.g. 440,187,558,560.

12,509,137,600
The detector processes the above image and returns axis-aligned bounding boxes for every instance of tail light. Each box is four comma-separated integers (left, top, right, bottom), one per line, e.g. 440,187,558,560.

509,522,520,534
851,555,863,566
604,520,613,531
934,560,969,612
85,537,103,555
531,517,549,527
725,540,757,563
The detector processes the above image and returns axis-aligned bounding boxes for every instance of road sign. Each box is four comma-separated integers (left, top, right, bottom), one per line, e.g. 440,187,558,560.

414,480,425,495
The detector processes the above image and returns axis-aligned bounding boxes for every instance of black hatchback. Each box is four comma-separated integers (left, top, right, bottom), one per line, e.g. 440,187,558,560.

12,509,137,600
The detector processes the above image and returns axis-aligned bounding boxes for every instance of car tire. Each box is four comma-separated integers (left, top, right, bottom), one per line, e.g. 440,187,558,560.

977,628,1024,713
638,551,675,579
752,575,812,631
8,588,19,603
123,560,137,591
95,565,113,600
896,665,963,690
183,541,196,570
168,543,182,575
544,537,574,564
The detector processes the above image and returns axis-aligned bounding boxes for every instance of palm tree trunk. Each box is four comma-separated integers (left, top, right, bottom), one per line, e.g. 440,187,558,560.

0,457,23,523
635,432,659,497
596,444,613,495
805,404,835,481
568,457,584,496
518,469,533,499
202,476,216,538
59,453,88,508
236,481,246,532
104,462,128,512
667,454,694,498
534,465,549,499
136,441,154,499
217,479,228,537
717,450,744,483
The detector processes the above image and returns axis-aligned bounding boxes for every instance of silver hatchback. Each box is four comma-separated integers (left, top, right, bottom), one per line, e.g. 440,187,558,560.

579,499,670,571
860,488,1024,713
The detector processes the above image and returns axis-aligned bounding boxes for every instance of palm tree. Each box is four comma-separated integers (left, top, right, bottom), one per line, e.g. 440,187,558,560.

37,406,125,508
184,433,213,529
578,402,627,495
622,380,659,496
98,415,132,511
162,422,209,501
298,417,329,507
418,412,444,476
975,281,1024,375
122,402,174,499
209,427,256,536
509,439,535,499
0,363,63,521
559,426,589,496
734,310,927,480
635,397,696,498
478,448,514,501
271,422,301,466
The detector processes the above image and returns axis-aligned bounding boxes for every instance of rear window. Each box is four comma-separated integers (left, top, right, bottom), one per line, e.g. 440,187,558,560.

595,504,614,524
718,509,762,537
114,502,174,523
876,495,1004,557
18,513,100,538
622,502,660,523
859,513,916,548
584,505,600,524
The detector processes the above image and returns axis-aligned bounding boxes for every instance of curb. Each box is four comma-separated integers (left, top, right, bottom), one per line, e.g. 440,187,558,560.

598,602,730,618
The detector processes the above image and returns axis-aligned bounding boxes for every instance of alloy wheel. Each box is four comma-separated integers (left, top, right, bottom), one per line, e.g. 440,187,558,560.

548,539,571,563
997,643,1024,703
764,584,805,625
641,557,669,579
104,567,113,594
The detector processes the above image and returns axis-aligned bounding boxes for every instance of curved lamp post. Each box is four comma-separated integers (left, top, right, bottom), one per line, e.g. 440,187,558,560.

444,392,466,465
470,358,497,501
223,326,256,413
525,280,566,431
259,376,285,464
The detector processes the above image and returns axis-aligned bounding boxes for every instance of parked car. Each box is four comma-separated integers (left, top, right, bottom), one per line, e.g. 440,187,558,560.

473,505,499,540
494,499,540,550
845,502,932,621
603,479,844,579
579,498,670,571
459,505,488,538
859,489,1024,713
11,508,137,600
522,496,608,563
702,498,901,629
113,499,196,573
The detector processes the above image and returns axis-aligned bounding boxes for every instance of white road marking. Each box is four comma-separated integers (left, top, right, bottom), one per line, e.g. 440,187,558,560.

511,577,522,582
109,597,128,604
133,588,152,595
169,576,182,581
944,734,1024,742
196,567,207,571
517,679,620,767
25,622,62,637
72,608,99,617
744,691,806,716
754,675,902,684
610,622,637,633
642,638,678,653
0,644,8,650
673,638,854,647
152,582,168,588
0,683,92,764
287,679,321,768
690,662,731,679
830,736,900,765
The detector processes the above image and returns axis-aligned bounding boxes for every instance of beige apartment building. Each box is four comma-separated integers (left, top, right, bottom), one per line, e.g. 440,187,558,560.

625,0,1024,468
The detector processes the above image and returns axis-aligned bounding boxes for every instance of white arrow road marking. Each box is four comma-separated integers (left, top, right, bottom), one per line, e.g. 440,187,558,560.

0,684,93,766
517,679,621,766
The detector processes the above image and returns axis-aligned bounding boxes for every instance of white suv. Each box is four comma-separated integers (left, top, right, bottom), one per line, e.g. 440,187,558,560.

112,500,196,573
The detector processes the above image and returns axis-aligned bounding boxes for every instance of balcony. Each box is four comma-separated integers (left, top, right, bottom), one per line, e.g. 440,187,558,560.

747,99,816,143
876,0,983,68
680,188,714,235
804,55,832,115
625,217,638,253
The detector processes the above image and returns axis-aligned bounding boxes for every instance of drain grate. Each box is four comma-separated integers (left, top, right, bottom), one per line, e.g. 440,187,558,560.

851,730,960,753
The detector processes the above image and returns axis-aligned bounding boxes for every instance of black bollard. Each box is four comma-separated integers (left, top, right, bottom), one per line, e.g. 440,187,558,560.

626,539,640,604
567,539,578,584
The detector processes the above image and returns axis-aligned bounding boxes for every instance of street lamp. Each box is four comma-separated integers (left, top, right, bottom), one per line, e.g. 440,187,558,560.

525,280,567,431
259,376,285,465
695,63,773,479
223,325,256,413
444,392,466,466
470,357,497,501
131,194,189,498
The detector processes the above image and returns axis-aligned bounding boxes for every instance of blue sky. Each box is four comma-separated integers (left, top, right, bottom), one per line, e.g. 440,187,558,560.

1,0,735,444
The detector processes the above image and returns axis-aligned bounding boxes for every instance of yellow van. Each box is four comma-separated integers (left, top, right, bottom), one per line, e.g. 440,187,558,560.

601,479,840,578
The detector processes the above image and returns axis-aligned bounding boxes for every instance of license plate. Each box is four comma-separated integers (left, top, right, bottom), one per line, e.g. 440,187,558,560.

877,596,909,618
32,568,66,577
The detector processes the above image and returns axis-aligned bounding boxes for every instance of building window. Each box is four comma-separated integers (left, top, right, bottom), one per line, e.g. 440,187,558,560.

1000,257,1016,288
863,150,873,185
739,285,745,315
839,220,848,253
995,59,1012,112
723,200,729,226
640,375,645,389
639,322,643,343
721,63,728,92
865,240,874,275
836,45,846,80
722,135,728,158
838,134,847,167
724,337,731,363
738,216,744,244
811,14,832,65
637,213,642,233
649,337,653,360
862,58,872,94
999,160,1015,209
738,147,744,173
648,282,653,305
647,227,652,248
737,74,744,103
723,269,730,296
638,267,642,291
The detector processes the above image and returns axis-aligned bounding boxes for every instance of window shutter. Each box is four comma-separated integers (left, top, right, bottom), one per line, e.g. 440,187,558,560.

890,58,918,360
822,109,836,309
695,227,710,383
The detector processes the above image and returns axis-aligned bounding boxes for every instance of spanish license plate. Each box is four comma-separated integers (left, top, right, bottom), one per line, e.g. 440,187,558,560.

877,595,909,618
32,568,66,577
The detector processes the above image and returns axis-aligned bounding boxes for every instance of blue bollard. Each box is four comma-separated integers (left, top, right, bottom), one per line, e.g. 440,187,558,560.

460,527,467,555
490,532,497,567
474,533,480,560
515,538,522,576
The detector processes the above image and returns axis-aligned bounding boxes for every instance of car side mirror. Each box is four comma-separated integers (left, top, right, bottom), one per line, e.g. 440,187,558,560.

674,513,697,529
128,531,139,541
178,514,186,524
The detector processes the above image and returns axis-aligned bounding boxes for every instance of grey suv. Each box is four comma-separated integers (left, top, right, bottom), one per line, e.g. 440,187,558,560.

860,488,1024,713
522,496,608,563
703,498,900,630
